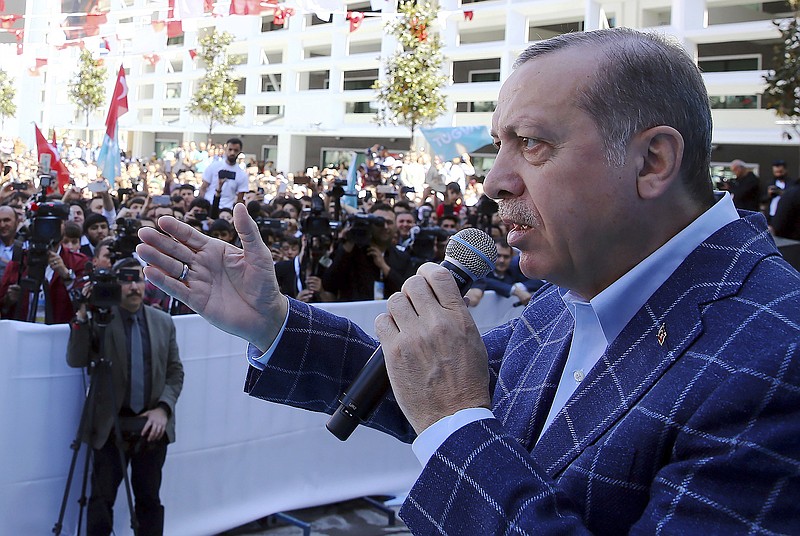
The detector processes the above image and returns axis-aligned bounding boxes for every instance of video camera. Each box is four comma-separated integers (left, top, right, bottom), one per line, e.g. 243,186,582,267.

301,195,341,238
345,213,385,248
407,225,454,263
218,169,236,181
108,218,141,263
19,201,70,291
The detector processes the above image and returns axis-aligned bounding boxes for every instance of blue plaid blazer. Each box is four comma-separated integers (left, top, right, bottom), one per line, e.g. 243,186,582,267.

245,213,800,535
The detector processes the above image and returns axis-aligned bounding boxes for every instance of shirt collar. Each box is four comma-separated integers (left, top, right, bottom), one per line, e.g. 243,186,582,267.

560,193,739,344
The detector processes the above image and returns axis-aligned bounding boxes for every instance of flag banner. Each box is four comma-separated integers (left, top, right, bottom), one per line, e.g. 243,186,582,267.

342,151,362,211
97,65,128,186
420,126,493,161
34,125,70,194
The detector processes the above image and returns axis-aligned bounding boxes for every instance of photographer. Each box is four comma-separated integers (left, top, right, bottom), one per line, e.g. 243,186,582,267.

198,138,248,210
0,203,88,323
323,202,413,301
67,258,183,536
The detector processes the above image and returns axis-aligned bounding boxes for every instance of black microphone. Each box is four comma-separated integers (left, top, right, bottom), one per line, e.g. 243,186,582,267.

326,228,498,441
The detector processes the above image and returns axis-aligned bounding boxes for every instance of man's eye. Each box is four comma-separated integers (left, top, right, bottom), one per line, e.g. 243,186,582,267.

521,137,540,150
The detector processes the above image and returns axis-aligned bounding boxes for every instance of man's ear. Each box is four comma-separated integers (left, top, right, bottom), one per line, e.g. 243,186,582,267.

632,126,684,200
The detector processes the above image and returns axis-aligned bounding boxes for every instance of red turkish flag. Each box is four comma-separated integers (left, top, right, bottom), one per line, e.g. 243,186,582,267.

188,49,197,60
464,10,473,21
34,124,71,194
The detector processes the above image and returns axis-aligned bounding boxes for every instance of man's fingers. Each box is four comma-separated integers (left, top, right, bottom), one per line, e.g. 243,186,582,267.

374,311,400,341
152,215,211,251
143,265,192,304
386,292,420,331
232,204,265,251
416,263,464,310
138,227,197,265
137,243,189,280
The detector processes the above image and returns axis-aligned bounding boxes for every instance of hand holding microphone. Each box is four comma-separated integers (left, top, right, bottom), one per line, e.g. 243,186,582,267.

327,228,498,440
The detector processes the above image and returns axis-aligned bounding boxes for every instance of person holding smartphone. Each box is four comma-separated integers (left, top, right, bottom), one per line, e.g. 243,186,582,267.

198,138,249,210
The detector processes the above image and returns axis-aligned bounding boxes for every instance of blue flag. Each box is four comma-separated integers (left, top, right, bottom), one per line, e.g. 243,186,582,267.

420,126,493,161
96,126,121,188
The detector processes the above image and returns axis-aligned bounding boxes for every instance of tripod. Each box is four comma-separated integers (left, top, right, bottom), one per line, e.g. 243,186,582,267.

53,309,139,536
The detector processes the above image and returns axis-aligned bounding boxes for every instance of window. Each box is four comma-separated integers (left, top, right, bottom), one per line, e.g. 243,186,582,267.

165,83,181,99
468,69,501,83
343,69,378,90
455,101,496,113
167,34,184,46
261,74,282,92
709,95,759,109
699,56,760,72
168,58,183,73
348,40,381,54
345,102,374,114
529,20,583,41
163,108,180,122
307,70,330,90
306,13,331,25
235,78,246,95
261,16,286,32
256,105,283,115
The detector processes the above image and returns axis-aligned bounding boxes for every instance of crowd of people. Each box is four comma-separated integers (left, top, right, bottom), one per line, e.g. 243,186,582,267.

0,134,542,323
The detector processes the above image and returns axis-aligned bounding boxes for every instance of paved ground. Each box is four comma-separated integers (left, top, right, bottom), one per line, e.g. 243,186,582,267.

217,498,411,536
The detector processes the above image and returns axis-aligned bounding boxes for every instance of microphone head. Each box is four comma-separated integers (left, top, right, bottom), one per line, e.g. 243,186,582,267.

445,228,497,280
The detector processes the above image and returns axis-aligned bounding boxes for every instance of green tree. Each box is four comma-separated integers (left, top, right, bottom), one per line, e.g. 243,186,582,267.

764,0,800,138
188,29,245,139
373,0,448,149
0,68,16,131
68,49,107,144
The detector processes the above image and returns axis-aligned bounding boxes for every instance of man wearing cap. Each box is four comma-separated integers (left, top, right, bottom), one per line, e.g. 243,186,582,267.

763,159,795,223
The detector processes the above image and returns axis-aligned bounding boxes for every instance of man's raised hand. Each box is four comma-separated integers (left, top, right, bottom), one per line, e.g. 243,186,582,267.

136,203,287,352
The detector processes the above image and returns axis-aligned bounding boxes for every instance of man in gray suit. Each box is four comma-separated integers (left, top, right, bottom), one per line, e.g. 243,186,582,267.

67,258,184,536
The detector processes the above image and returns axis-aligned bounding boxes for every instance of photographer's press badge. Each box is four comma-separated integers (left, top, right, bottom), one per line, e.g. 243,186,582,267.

373,280,384,301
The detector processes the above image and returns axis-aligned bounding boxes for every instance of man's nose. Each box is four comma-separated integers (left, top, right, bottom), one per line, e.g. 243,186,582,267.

484,149,526,200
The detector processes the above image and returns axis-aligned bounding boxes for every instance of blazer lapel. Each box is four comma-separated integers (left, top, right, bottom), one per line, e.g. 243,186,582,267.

492,286,574,450
533,213,781,477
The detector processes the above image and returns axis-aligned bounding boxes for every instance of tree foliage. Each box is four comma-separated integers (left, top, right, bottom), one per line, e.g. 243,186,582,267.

373,0,448,148
68,48,107,139
764,0,800,136
187,29,245,139
0,68,16,130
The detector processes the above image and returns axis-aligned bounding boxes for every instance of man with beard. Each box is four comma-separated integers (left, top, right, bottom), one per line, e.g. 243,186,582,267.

0,205,18,280
198,138,249,210
67,258,183,536
138,28,800,534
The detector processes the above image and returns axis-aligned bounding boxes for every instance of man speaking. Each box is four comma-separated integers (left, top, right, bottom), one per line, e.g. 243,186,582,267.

138,28,800,534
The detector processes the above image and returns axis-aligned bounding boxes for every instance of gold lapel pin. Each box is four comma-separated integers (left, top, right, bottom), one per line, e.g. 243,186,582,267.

657,324,667,346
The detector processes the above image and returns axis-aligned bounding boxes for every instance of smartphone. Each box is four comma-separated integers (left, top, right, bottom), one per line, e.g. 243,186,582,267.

88,181,109,193
11,182,28,191
152,195,171,206
3,165,11,176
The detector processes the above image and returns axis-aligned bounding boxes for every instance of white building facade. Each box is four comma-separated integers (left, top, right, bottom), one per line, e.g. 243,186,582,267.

1,0,798,178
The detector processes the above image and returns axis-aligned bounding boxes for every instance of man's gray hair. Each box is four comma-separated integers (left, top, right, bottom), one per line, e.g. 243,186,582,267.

515,28,714,204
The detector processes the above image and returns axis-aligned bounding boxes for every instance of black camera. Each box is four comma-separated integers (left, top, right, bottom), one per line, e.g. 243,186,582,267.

87,267,122,310
19,202,70,291
345,213,385,248
108,218,141,263
301,195,340,238
254,218,288,232
407,225,454,263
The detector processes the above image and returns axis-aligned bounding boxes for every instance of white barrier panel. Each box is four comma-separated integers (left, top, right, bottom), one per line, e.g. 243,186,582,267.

0,292,521,536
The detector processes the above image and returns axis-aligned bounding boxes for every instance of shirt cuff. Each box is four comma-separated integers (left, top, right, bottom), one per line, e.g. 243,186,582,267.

411,407,495,467
246,296,290,370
